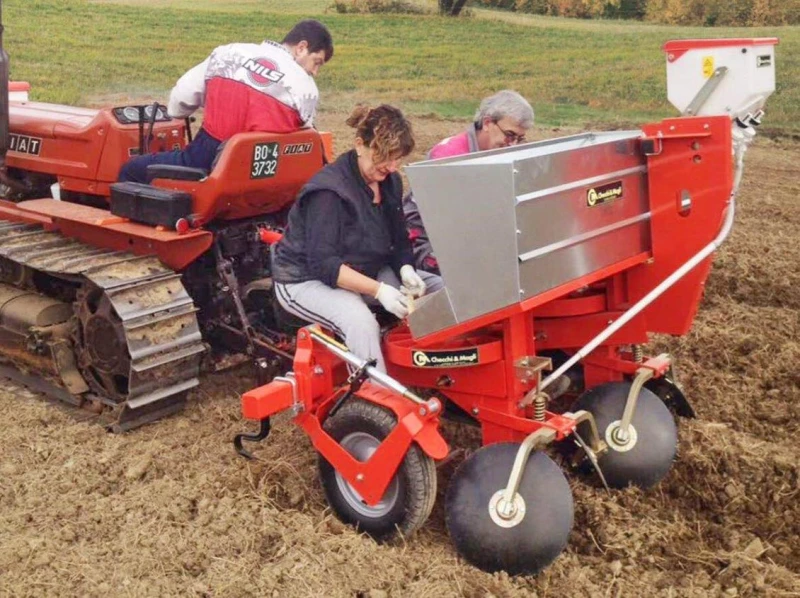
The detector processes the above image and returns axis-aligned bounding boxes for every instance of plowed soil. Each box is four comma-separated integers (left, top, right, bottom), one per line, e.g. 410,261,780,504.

1,114,798,598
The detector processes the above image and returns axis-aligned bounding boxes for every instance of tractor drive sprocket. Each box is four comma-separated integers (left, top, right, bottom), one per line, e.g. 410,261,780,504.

75,284,132,403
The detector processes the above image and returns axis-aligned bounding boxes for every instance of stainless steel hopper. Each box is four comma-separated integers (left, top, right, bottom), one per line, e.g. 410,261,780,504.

405,131,650,337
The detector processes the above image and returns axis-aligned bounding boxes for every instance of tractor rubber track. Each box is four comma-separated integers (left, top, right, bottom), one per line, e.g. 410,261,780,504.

0,219,205,431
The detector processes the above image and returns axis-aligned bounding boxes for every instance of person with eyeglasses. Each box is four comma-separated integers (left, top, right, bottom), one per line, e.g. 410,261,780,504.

404,90,534,275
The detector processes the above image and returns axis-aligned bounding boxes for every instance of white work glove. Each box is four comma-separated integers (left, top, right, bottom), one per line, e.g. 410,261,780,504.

375,283,409,319
399,265,426,298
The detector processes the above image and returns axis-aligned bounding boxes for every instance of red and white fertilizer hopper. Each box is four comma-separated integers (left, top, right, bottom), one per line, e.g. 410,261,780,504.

235,38,777,575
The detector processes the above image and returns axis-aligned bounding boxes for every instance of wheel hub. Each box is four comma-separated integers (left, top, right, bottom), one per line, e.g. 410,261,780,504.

334,431,399,518
488,489,526,528
84,316,125,370
605,420,639,452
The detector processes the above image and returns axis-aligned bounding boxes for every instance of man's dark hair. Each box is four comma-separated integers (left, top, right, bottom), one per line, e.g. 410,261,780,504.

283,20,334,62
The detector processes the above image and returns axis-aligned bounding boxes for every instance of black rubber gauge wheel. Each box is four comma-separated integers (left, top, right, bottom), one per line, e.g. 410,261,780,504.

446,443,573,575
572,381,678,489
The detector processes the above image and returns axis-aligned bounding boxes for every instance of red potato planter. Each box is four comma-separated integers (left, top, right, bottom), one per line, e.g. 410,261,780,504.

236,38,778,574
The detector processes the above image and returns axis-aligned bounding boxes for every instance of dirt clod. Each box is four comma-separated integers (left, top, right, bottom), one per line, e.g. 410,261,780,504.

124,453,153,480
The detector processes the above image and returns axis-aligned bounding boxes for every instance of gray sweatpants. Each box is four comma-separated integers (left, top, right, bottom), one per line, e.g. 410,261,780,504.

274,267,443,372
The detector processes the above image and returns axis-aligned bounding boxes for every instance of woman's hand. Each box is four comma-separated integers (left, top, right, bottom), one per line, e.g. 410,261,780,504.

375,283,410,319
400,265,426,298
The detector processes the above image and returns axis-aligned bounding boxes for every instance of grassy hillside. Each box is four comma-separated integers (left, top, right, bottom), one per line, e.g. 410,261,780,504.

6,0,799,133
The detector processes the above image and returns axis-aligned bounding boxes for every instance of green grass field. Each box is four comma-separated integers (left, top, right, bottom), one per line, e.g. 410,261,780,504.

7,0,799,133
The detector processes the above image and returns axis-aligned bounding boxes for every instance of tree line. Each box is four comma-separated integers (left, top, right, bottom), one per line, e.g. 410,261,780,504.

471,0,798,26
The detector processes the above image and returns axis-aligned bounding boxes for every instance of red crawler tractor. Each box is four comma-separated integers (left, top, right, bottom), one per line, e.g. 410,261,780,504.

235,38,778,574
0,3,332,430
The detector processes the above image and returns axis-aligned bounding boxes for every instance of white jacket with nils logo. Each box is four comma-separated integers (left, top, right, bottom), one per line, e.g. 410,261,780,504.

167,40,319,141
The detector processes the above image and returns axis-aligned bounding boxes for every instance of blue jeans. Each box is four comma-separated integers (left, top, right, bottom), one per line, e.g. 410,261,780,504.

117,128,221,183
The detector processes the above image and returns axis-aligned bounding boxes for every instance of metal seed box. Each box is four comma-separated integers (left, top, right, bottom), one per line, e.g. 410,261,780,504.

406,131,650,337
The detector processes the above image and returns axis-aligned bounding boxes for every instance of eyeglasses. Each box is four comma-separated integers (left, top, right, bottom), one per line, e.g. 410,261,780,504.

493,120,525,144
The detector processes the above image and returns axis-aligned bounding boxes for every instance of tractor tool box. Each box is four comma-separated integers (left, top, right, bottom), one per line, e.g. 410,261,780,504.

110,181,192,228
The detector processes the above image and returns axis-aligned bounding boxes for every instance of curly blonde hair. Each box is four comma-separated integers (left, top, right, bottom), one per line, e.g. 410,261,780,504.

346,104,415,163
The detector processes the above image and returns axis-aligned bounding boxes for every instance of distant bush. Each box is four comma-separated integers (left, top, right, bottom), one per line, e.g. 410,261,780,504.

472,0,799,24
518,0,613,19
476,0,620,19
643,0,796,26
604,0,647,19
329,0,430,14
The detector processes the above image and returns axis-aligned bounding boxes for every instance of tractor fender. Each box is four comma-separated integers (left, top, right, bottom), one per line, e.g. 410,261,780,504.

355,383,449,460
397,409,449,460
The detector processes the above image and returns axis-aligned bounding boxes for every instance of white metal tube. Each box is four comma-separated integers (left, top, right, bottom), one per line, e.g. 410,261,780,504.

540,125,753,391
307,328,427,405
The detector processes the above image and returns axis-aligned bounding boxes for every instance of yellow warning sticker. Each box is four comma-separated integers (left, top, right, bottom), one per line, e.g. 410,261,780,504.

702,56,715,79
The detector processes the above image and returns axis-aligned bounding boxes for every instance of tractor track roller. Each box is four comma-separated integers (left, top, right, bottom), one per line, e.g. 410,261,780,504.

445,443,573,575
0,219,205,431
572,381,678,489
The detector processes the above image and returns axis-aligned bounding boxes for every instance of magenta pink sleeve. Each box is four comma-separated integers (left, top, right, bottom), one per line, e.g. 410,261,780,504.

428,132,471,159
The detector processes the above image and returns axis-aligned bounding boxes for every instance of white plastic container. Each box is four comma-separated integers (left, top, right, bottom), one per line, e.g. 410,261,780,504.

664,38,778,120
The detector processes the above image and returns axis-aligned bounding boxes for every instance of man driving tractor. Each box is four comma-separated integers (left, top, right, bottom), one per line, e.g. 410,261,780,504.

118,19,334,183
